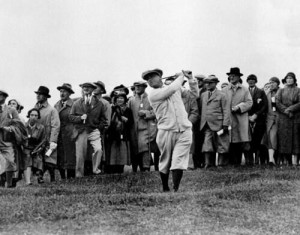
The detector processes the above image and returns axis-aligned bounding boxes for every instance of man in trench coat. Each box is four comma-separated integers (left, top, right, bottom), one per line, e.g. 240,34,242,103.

34,86,60,182
128,80,157,172
54,83,76,179
223,68,253,165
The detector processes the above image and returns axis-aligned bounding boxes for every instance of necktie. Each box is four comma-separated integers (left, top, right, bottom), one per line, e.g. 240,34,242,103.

250,87,254,96
208,91,212,99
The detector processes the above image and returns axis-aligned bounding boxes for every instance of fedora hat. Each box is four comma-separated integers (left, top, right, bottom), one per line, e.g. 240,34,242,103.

57,83,75,94
226,67,243,76
35,86,51,98
142,68,163,80
79,82,97,89
94,81,107,94
204,75,220,83
0,90,9,97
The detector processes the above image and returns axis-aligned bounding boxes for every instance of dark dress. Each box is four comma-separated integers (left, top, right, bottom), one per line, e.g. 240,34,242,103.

107,105,133,173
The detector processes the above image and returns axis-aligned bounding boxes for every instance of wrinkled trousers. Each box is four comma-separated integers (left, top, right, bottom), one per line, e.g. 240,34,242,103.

75,129,102,177
156,128,192,174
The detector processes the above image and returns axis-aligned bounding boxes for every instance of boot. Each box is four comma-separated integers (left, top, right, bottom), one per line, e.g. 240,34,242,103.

204,153,212,169
172,170,183,192
49,168,55,182
6,171,14,188
0,173,6,187
160,172,170,192
59,169,66,179
218,153,225,167
67,169,75,179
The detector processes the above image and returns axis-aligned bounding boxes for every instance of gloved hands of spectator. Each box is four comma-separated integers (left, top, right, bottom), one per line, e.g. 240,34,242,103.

223,125,229,133
49,142,57,150
121,116,128,123
249,114,257,122
231,106,241,114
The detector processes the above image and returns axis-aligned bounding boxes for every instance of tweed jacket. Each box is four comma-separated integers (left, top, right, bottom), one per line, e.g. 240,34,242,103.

69,96,107,137
199,89,230,132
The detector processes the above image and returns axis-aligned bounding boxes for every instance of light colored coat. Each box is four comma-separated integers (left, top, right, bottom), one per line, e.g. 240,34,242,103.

34,101,60,164
200,89,230,131
223,83,253,143
54,98,76,169
128,92,157,155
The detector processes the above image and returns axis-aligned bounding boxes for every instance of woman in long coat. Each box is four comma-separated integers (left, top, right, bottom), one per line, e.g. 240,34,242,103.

276,72,300,165
261,77,280,165
107,91,133,173
23,108,46,185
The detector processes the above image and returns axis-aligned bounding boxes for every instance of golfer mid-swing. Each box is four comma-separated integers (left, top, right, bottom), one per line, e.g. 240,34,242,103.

142,69,193,192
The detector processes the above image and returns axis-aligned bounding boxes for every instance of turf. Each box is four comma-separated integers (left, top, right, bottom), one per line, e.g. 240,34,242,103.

1,167,300,234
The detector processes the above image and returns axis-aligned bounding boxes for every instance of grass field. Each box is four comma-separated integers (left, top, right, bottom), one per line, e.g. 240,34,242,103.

1,166,300,234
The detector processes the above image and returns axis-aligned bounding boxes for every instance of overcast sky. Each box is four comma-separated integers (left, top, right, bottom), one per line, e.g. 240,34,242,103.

0,0,300,115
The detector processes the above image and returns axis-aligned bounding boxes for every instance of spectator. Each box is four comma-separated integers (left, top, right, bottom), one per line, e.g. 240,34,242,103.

223,67,253,166
245,74,268,165
69,82,106,177
107,90,133,173
128,81,157,172
23,108,46,185
276,72,300,165
34,86,60,182
54,83,76,179
262,77,280,165
200,75,230,168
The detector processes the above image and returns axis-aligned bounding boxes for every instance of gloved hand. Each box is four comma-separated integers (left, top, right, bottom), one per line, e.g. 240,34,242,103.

223,125,229,133
49,142,57,150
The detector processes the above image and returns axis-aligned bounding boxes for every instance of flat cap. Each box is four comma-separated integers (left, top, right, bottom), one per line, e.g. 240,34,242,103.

204,75,220,83
142,68,163,80
194,74,206,80
79,82,97,89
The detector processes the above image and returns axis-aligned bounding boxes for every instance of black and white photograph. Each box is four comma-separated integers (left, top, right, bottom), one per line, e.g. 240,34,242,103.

1,0,300,234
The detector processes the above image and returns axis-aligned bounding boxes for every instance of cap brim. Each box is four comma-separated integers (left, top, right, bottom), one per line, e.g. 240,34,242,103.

57,86,75,94
35,91,51,98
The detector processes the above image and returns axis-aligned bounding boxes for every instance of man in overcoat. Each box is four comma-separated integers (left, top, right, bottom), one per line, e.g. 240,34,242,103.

245,75,268,165
34,86,60,182
223,68,253,165
69,82,107,177
54,83,76,179
0,90,21,187
143,69,193,192
128,80,157,172
199,75,230,168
